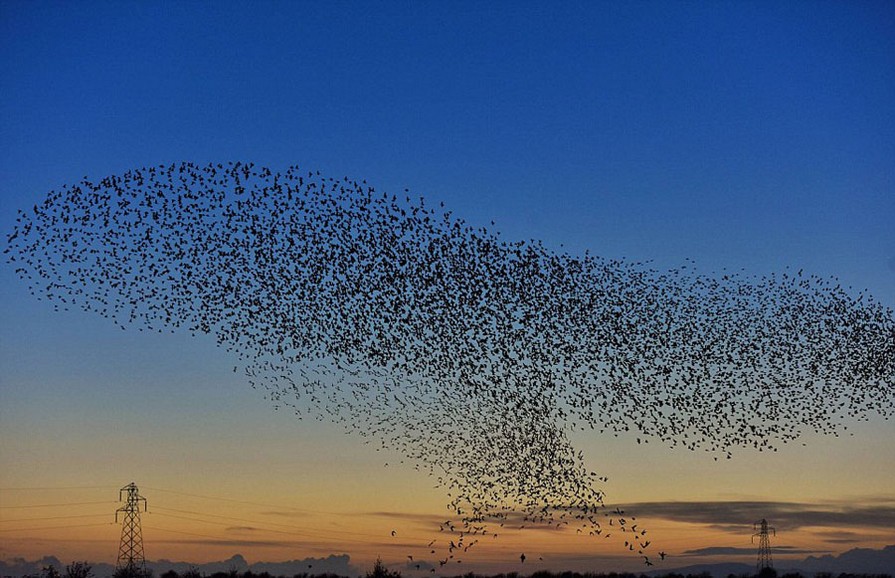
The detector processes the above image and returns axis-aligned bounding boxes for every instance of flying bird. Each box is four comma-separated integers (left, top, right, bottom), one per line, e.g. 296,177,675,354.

5,161,893,567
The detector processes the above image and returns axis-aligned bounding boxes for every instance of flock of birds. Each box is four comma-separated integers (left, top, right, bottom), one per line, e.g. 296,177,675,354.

5,161,894,568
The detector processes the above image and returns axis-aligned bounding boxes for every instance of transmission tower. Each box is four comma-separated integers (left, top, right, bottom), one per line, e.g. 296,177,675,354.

116,482,148,576
752,518,776,572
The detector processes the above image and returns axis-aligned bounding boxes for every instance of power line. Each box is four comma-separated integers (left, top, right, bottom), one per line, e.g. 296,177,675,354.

0,500,117,509
0,486,118,491
141,485,347,516
0,513,111,524
1,484,345,515
147,511,383,545
0,522,113,533
142,525,286,543
0,482,406,549
150,506,379,539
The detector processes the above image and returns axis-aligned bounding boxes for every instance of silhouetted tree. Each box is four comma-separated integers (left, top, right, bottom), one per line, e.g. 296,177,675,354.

365,558,400,578
41,565,61,578
64,562,93,578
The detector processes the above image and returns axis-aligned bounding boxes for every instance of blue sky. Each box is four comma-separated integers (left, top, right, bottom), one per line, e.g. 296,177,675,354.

1,0,893,571
2,1,893,289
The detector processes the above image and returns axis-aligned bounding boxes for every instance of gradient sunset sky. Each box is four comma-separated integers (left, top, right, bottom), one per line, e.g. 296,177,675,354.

1,1,893,574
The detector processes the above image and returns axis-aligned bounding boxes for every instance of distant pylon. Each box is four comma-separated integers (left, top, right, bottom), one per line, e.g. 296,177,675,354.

752,518,776,572
116,482,148,576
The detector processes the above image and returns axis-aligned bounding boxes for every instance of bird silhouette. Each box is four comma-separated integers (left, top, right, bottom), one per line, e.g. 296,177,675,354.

4,161,893,568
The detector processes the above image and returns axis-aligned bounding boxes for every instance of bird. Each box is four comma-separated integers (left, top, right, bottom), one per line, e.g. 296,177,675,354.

5,160,893,569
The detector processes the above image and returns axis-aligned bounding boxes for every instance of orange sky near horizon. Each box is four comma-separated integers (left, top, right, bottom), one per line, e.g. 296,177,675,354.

2,485,894,575
2,400,893,574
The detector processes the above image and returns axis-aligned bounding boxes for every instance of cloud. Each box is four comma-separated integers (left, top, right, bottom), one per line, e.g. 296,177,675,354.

371,496,895,533
620,498,895,530
811,530,874,544
249,554,356,576
363,499,895,540
365,511,449,524
364,509,574,534
646,546,895,577
150,538,302,548
801,545,895,574
681,546,826,557
153,554,356,577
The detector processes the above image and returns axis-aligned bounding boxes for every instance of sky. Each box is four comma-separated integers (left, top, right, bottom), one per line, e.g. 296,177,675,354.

1,0,894,574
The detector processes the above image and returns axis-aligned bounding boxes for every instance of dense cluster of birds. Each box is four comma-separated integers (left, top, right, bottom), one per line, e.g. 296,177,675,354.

5,162,894,567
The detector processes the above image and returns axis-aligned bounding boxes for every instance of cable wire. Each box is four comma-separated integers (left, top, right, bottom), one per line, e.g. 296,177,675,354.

0,500,117,509
142,486,346,516
0,522,114,533
0,513,111,524
147,511,381,545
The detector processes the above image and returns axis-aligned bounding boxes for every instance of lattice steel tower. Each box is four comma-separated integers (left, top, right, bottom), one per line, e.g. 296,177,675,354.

116,482,148,576
752,518,776,572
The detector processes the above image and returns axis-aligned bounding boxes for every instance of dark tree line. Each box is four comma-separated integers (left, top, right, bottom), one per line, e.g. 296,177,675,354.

34,563,891,578
37,562,96,578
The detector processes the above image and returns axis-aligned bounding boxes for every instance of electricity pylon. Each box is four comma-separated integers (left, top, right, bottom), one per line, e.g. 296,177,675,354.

116,482,148,576
752,518,776,572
